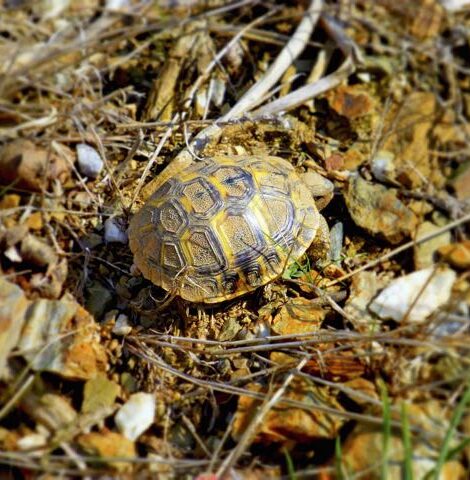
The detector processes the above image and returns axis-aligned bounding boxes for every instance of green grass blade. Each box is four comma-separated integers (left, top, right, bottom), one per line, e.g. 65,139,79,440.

445,436,470,463
283,448,297,480
431,381,470,480
401,402,413,480
335,436,343,479
381,385,391,480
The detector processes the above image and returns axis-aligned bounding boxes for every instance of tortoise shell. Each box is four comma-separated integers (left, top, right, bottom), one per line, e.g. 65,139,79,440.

129,155,321,303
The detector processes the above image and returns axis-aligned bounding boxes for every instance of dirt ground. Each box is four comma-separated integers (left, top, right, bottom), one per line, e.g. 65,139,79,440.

0,0,469,478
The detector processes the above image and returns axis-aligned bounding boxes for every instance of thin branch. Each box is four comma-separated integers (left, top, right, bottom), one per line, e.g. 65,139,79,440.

222,0,324,120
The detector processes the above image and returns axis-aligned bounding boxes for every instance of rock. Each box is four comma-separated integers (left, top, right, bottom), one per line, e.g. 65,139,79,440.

0,140,44,190
104,216,128,244
414,221,451,269
329,222,343,263
232,379,343,446
21,393,77,432
79,232,103,250
449,161,470,200
120,372,138,395
77,430,136,472
371,150,396,183
112,314,132,336
343,147,369,171
0,279,29,378
105,0,131,11
0,139,69,191
341,378,379,405
272,297,326,335
25,212,43,230
302,170,334,210
324,153,344,171
0,193,21,210
115,392,155,441
82,373,120,415
71,190,95,208
20,234,58,267
432,313,467,338
85,281,114,319
438,240,470,269
4,246,22,263
302,351,366,381
30,258,68,299
17,431,48,451
76,143,103,179
167,423,195,451
17,297,108,379
344,174,418,243
326,85,375,120
369,267,456,323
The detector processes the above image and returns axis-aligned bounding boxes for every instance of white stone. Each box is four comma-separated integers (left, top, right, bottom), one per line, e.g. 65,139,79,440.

369,267,456,323
106,0,130,10
76,144,103,179
441,0,470,12
4,245,22,263
115,393,155,441
104,217,128,244
371,150,396,183
17,432,48,450
112,314,132,336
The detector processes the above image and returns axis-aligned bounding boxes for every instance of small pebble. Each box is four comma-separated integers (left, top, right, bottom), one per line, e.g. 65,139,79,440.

85,281,113,319
106,0,130,10
104,217,128,244
302,170,334,198
432,311,468,337
115,392,155,441
4,245,22,263
329,222,344,263
76,144,103,179
371,150,396,183
438,241,470,269
113,314,132,336
17,432,48,450
449,160,470,200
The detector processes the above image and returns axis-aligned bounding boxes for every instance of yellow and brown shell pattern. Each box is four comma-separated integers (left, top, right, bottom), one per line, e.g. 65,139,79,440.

129,155,321,303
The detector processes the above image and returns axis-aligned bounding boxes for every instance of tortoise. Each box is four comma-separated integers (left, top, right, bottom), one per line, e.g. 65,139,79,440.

128,154,330,303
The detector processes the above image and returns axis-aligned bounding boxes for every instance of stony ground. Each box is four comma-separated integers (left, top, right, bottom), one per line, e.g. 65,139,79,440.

0,0,469,478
